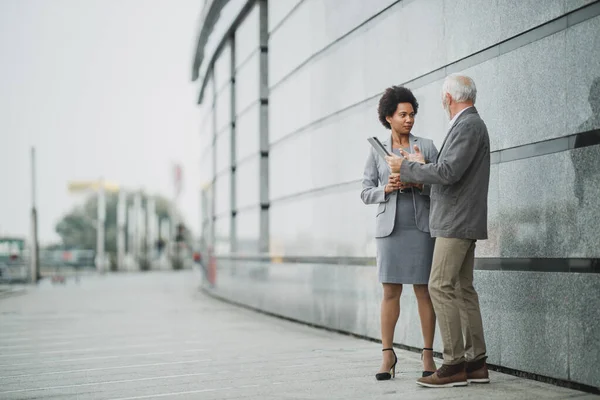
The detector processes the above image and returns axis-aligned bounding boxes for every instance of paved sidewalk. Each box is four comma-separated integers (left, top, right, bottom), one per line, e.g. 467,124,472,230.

0,271,597,400
0,284,26,299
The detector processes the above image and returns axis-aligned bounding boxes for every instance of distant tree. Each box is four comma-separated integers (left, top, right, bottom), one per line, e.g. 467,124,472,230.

55,192,182,256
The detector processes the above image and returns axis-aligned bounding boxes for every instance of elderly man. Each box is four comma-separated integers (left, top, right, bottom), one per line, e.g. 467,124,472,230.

385,74,490,388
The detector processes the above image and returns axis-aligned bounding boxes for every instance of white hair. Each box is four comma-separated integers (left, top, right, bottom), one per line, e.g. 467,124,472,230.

442,74,477,104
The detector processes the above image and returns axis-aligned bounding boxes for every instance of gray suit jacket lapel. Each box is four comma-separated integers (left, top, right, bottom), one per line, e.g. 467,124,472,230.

409,134,419,154
377,137,391,179
383,136,392,153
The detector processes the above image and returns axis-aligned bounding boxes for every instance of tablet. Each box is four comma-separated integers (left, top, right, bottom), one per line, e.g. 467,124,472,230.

367,137,391,159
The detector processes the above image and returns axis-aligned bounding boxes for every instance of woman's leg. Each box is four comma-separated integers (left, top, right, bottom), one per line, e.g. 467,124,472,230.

379,283,402,372
414,284,437,372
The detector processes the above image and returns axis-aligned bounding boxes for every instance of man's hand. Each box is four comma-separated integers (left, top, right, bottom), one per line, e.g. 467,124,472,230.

385,153,403,174
399,145,425,164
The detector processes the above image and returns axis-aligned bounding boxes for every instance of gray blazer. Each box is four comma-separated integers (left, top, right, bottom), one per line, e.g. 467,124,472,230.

400,107,490,240
361,134,439,238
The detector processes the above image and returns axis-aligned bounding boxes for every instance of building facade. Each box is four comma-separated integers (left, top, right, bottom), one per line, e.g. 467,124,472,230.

193,0,600,389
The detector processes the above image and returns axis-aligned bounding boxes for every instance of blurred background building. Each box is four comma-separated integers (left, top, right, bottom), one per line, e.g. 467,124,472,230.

193,0,600,389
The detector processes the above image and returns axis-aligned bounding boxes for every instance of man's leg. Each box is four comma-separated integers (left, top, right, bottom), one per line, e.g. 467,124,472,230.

458,240,490,383
459,240,487,361
417,237,473,388
428,237,473,365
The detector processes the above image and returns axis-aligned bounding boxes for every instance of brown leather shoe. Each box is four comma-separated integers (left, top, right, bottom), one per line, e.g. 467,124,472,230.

467,356,490,383
416,362,468,388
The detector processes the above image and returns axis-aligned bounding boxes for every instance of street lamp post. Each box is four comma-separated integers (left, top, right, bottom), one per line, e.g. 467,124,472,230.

117,190,126,271
146,197,156,266
30,147,40,283
133,193,142,263
96,178,106,273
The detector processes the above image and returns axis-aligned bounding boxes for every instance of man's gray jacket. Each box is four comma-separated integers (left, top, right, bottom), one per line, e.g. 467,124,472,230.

400,107,490,240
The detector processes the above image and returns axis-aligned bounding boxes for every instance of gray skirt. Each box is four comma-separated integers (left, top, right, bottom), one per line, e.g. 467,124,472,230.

376,189,435,284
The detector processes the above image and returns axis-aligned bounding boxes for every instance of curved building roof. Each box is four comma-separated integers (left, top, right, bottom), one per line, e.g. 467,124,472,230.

191,0,255,104
191,0,229,83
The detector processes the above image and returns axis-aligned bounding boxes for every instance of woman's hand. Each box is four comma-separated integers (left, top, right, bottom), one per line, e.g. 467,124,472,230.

387,175,424,192
386,176,424,192
399,182,424,191
385,175,402,193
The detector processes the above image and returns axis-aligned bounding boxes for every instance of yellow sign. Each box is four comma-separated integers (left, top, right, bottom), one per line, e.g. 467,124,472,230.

68,180,120,193
200,181,213,190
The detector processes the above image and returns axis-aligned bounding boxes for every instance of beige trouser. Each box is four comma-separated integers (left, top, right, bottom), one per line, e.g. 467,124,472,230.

429,237,487,365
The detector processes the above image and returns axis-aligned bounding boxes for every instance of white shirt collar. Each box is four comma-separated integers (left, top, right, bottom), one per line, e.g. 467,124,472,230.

448,106,474,128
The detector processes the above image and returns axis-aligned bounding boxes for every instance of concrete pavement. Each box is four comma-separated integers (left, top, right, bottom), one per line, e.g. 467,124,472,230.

0,271,597,400
0,284,26,299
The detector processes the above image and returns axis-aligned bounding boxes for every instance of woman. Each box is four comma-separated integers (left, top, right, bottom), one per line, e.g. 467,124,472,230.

360,86,438,380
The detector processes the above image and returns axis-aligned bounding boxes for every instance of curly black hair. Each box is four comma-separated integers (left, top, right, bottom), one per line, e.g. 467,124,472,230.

377,86,419,129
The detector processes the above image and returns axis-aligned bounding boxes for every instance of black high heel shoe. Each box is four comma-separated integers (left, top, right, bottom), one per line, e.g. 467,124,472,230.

375,348,397,381
421,347,435,377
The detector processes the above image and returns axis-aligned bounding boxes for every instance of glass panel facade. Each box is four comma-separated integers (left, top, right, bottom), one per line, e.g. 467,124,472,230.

235,52,260,115
199,144,214,186
268,0,301,33
235,155,260,210
235,103,261,162
214,43,231,91
235,207,260,254
269,183,374,257
214,171,231,217
214,130,231,175
214,215,231,255
215,83,232,133
235,3,260,67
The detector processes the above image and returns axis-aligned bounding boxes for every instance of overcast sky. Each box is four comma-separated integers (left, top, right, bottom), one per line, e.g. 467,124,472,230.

0,0,204,244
